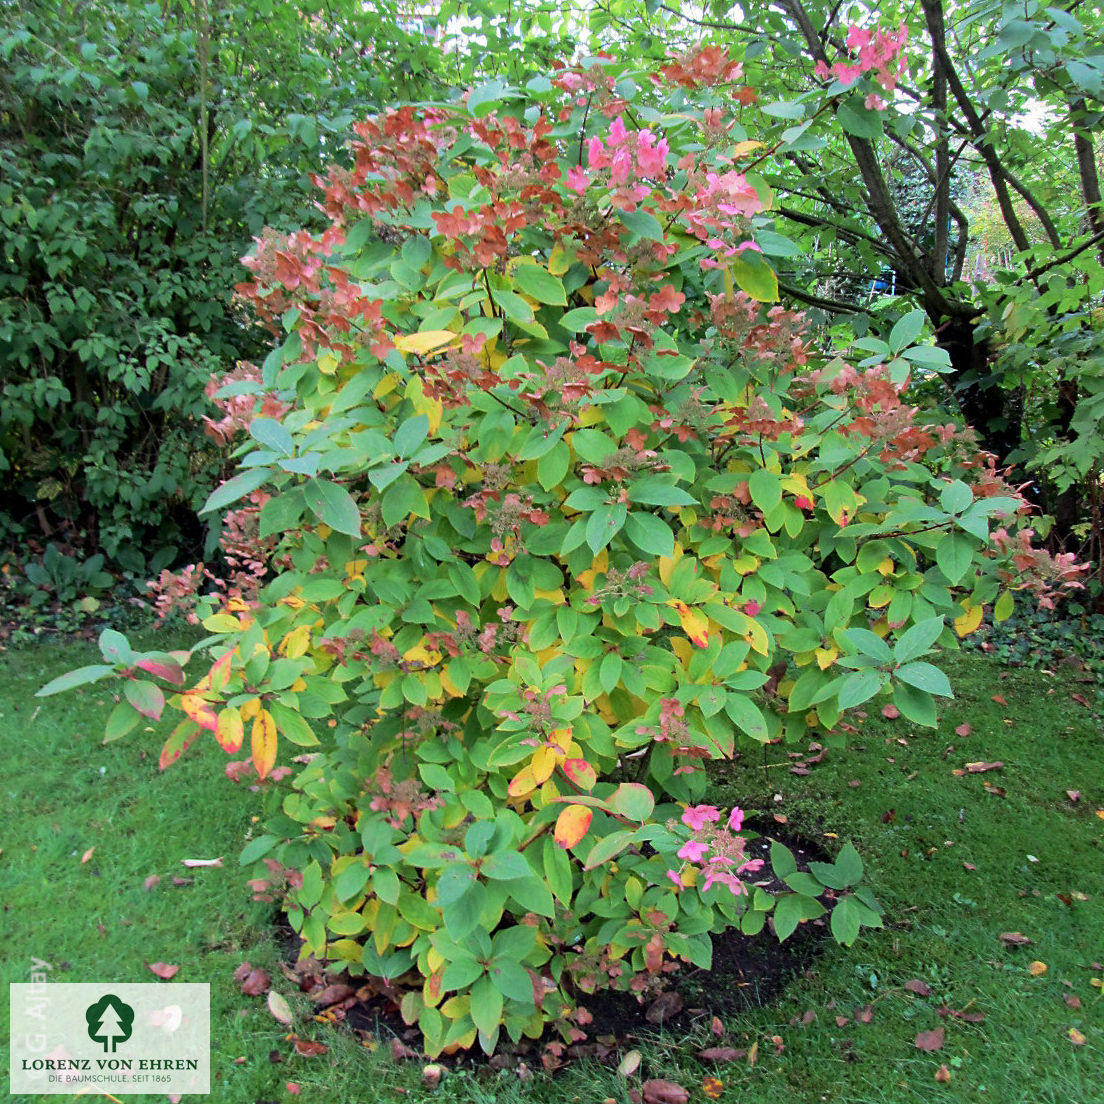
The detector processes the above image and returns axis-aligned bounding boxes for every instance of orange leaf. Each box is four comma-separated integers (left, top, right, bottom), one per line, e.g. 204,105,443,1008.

180,693,218,732
81,847,95,864
1069,1027,1086,1046
702,1077,724,1099
1028,961,1048,976
251,710,277,780
216,706,245,754
553,804,593,850
209,651,233,694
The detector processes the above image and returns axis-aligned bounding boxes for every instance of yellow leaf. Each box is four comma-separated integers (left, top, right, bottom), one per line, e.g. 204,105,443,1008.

732,140,764,156
404,376,444,435
181,693,217,732
672,601,710,648
508,763,538,799
251,710,277,779
403,643,442,668
394,330,457,356
317,352,340,375
215,706,244,754
279,624,311,660
548,240,573,276
657,544,683,587
550,727,573,754
531,746,558,785
1069,1027,1086,1046
815,646,838,670
955,601,984,637
877,558,895,576
553,804,593,849
1028,961,1048,976
240,697,261,722
373,372,401,399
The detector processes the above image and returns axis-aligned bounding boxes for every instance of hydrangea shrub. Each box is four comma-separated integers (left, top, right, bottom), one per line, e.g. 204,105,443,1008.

43,49,1081,1056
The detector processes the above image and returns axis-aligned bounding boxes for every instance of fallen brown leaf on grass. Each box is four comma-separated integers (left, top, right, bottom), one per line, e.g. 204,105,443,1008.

935,1065,951,1083
904,979,932,997
1071,693,1091,709
1069,1028,1086,1046
698,1047,746,1062
240,968,271,996
181,857,223,867
955,723,971,737
965,761,1003,773
81,847,95,864
645,990,683,1024
836,1015,850,1027
1066,790,1081,802
147,963,178,979
854,1004,874,1023
1064,994,1082,1009
144,874,160,891
641,1079,689,1104
991,694,1007,706
290,1036,328,1057
914,1027,945,1052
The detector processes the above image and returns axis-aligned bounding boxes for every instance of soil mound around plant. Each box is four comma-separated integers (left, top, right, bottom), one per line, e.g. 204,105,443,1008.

265,824,833,1064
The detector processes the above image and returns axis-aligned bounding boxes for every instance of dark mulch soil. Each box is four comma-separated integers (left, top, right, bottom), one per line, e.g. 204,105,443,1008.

265,824,834,1065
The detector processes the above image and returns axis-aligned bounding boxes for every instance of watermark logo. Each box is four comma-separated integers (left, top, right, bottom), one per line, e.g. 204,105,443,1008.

85,994,135,1053
10,966,210,1095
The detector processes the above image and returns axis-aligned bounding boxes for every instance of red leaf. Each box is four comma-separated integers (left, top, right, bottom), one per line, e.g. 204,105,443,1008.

935,1065,951,1083
553,804,592,849
914,1027,945,1052
1071,693,1091,709
999,931,1033,946
1065,994,1082,1010
144,874,161,891
991,694,1007,705
854,1004,874,1023
147,962,179,980
291,1037,328,1057
136,657,185,685
645,990,683,1024
642,1079,689,1104
904,979,931,997
881,704,899,719
955,723,971,736
310,983,355,1006
241,968,271,996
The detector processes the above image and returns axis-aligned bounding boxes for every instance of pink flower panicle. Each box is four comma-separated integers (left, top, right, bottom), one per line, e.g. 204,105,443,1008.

816,21,908,95
670,806,761,897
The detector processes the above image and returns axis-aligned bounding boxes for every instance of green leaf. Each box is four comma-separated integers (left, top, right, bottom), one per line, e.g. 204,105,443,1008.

894,661,952,697
503,875,555,917
441,956,484,992
250,417,294,456
888,310,925,353
469,975,504,1038
748,469,782,513
513,264,567,305
625,512,675,556
627,476,695,506
892,682,938,727
770,841,797,879
468,79,506,117
837,101,883,139
611,782,655,822
830,895,862,946
381,476,428,528
99,628,132,665
725,694,769,742
773,893,824,941
835,841,864,886
492,287,534,323
838,669,885,709
334,862,370,902
304,478,361,536
481,851,532,881
583,829,636,870
619,207,665,242
893,616,945,664
935,531,976,584
202,467,271,515
240,835,280,867
104,700,141,742
940,480,973,515
730,251,779,302
394,414,430,458
37,664,115,697
488,959,534,1003
259,489,305,538
586,503,627,553
268,701,320,746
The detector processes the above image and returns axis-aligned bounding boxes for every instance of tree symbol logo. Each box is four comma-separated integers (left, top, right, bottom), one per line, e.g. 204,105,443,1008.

85,994,135,1053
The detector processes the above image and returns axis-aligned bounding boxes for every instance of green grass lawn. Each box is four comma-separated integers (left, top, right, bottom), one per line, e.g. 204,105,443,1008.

1,635,1101,1103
